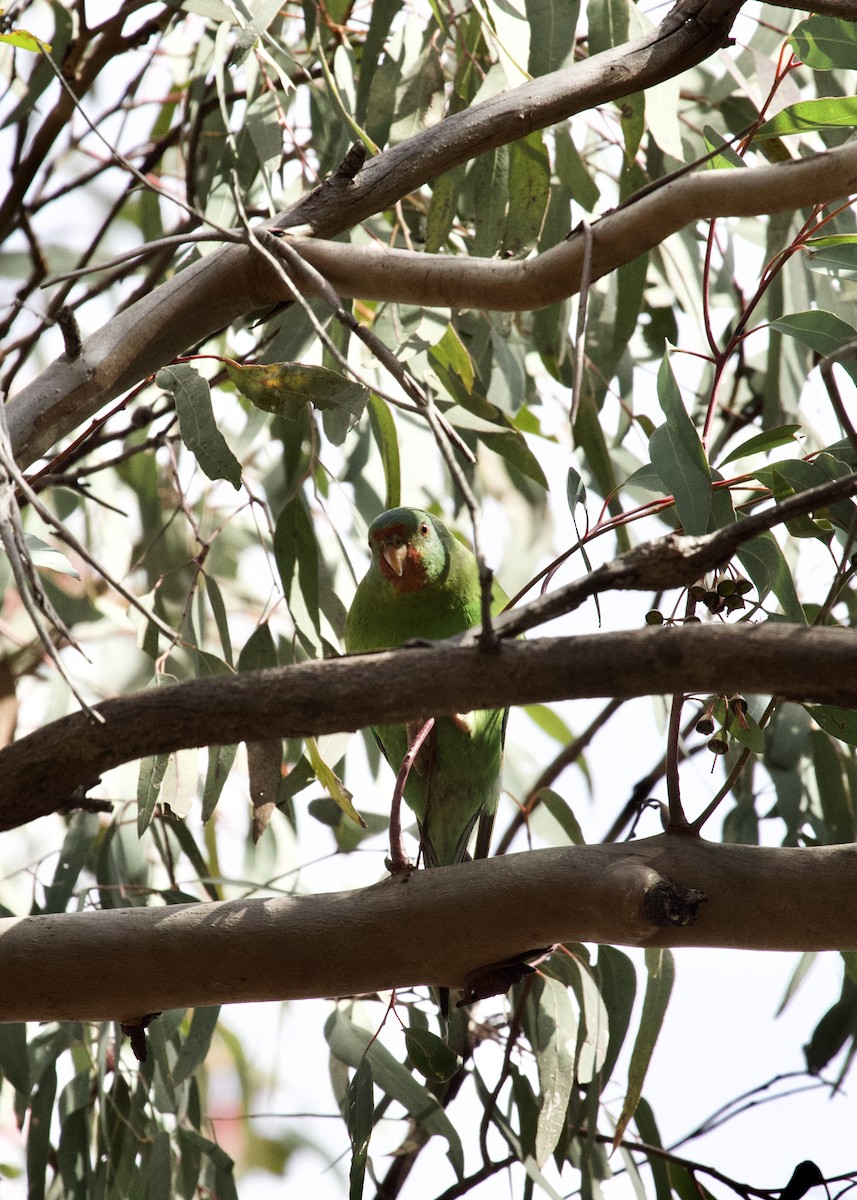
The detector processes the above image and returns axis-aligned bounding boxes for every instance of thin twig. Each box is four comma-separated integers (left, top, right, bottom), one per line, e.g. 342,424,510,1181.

389,718,435,872
0,427,180,646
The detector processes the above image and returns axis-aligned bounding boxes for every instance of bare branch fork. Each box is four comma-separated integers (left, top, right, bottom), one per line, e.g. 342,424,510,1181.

9,0,857,468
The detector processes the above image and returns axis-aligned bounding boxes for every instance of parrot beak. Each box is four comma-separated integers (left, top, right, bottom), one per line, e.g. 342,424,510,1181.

382,541,408,577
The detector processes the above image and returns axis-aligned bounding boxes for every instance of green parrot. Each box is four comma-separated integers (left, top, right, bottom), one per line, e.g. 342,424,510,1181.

345,507,508,868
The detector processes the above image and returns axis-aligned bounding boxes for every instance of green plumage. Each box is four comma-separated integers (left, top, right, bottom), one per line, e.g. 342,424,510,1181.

345,507,507,867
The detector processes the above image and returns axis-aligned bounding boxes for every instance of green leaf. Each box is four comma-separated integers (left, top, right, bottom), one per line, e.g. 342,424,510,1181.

805,705,857,748
202,743,238,822
27,1062,58,1200
465,144,510,259
306,736,366,828
575,961,609,1084
325,1010,464,1178
238,623,278,672
736,533,806,623
649,354,711,535
727,708,766,754
138,752,170,836
810,729,855,843
619,91,645,164
172,1007,221,1086
538,788,585,845
504,132,551,257
160,747,198,819
19,533,79,578
0,28,50,52
354,0,401,121
424,165,466,252
615,948,674,1146
405,1028,462,1083
203,573,233,666
702,125,745,169
770,310,857,361
632,1099,672,1200
587,0,628,55
40,812,98,914
566,465,587,513
478,428,549,489
246,90,284,168
531,975,578,1168
525,704,575,745
226,360,369,445
804,975,857,1073
776,952,817,1016
157,364,242,489
0,1023,30,1094
596,946,637,1083
756,96,857,139
805,239,857,281
273,495,321,649
526,0,578,75
719,424,802,466
367,396,401,511
553,127,600,212
430,324,475,395
346,1059,374,1200
789,15,857,69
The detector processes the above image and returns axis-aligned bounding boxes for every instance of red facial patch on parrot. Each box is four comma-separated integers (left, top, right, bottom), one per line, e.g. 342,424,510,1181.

370,522,429,593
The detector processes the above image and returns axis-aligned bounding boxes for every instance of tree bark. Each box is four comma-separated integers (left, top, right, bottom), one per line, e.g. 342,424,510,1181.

0,623,855,832
1,836,855,1023
13,0,857,466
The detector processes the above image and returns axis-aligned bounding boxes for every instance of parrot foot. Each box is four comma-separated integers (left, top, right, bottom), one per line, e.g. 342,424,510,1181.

385,851,415,876
451,712,473,733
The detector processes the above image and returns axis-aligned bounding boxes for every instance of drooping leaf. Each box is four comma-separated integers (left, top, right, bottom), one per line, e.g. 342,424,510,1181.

504,131,551,257
346,1058,374,1200
525,0,578,75
306,737,366,828
273,494,321,650
138,752,170,836
158,364,242,489
0,1023,30,1094
405,1028,462,1083
537,788,586,845
530,975,578,1168
806,705,857,748
702,125,745,169
325,1010,464,1178
614,947,674,1146
172,1007,221,1087
649,354,711,536
770,311,857,368
736,533,806,623
367,396,401,511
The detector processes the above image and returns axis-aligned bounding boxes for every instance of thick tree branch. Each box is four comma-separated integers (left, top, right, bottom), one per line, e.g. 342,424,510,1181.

4,0,750,466
284,141,857,310
1,837,855,1023
0,623,855,832
12,136,857,466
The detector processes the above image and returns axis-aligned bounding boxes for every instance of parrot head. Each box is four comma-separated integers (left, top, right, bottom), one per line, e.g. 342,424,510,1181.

367,508,453,594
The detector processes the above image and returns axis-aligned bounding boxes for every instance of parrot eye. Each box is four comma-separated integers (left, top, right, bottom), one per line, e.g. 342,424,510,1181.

419,522,429,536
